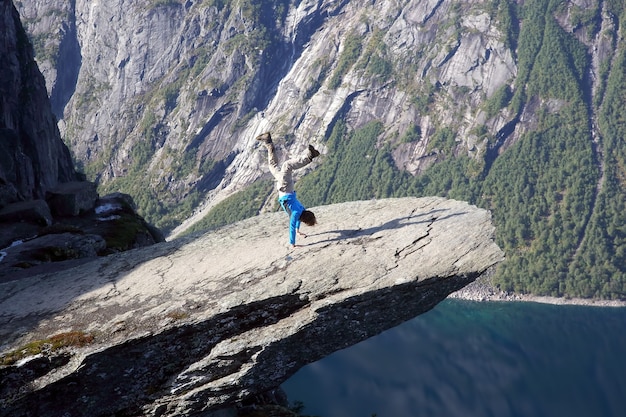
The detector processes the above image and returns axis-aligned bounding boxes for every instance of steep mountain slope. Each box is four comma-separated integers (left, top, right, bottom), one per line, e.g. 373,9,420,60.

14,0,517,227
15,0,626,299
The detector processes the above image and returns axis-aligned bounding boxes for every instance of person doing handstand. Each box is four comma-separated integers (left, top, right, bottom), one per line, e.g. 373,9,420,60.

256,132,320,248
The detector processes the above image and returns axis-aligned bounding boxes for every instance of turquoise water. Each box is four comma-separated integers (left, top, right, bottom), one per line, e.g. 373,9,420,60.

281,299,626,417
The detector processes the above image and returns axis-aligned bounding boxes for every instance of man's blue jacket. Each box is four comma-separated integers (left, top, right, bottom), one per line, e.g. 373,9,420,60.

278,192,305,245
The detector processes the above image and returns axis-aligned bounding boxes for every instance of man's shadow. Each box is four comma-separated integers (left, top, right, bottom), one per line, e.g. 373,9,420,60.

303,208,467,246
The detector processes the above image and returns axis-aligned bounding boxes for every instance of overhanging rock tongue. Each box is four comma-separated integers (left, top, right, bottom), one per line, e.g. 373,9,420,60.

0,197,504,417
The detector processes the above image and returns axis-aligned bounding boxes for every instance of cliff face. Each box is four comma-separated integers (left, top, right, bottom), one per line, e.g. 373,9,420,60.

0,197,504,416
12,0,519,227
0,0,77,206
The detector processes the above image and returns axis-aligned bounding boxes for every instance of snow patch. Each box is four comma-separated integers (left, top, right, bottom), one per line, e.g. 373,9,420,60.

95,203,121,215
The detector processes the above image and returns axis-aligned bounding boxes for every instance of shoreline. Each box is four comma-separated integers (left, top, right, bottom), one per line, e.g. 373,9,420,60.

448,273,626,308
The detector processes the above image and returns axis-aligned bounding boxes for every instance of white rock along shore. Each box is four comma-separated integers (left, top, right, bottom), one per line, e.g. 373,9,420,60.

449,269,626,308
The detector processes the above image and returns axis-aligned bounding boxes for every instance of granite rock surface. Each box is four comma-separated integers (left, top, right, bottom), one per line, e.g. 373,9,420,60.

0,197,503,416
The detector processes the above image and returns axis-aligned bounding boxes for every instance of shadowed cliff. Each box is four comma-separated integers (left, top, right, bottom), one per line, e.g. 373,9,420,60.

0,196,503,416
0,0,78,203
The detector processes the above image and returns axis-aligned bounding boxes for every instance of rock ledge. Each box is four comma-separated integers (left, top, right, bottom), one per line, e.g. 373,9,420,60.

0,197,503,416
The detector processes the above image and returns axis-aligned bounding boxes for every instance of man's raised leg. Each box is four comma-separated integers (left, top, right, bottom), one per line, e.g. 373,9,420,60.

279,145,320,193
256,132,281,179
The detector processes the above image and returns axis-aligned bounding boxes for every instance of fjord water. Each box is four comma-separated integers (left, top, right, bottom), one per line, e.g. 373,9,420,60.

282,299,626,417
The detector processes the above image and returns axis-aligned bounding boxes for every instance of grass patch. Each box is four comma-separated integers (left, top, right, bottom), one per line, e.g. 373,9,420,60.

30,246,81,262
1,331,95,366
166,310,190,321
100,213,151,252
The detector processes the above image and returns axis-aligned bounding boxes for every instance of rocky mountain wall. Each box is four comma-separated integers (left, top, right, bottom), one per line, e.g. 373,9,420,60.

1,1,164,275
12,0,519,230
12,0,619,212
0,0,78,206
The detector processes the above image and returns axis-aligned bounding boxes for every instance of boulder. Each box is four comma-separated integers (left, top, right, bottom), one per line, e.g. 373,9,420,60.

0,197,503,417
0,199,53,226
0,232,106,282
97,192,138,212
46,181,98,217
0,222,40,249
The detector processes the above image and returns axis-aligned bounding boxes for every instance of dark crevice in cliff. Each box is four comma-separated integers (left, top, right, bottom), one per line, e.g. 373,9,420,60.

249,0,345,114
437,39,461,69
197,151,238,193
49,0,81,120
188,102,236,152
422,0,445,25
483,115,519,176
323,89,365,140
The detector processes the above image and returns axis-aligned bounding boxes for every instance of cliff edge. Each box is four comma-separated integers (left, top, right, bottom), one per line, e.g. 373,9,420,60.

0,196,503,416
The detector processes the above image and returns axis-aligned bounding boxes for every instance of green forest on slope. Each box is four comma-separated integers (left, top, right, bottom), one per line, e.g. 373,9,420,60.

199,0,626,300
480,0,626,299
